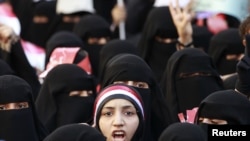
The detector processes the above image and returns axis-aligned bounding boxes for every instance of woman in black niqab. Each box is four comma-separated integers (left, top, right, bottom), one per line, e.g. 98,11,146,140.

137,6,179,82
160,48,224,122
35,64,97,133
0,75,48,141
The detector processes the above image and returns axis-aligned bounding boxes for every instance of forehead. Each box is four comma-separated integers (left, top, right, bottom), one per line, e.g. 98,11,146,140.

103,99,134,107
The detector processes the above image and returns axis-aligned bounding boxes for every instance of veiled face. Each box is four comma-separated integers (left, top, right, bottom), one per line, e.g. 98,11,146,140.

198,117,228,125
113,81,149,89
0,102,29,110
69,90,93,97
87,37,110,45
99,99,139,141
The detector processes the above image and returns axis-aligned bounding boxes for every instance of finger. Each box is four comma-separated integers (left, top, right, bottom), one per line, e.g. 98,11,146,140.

184,0,194,13
169,0,176,16
175,0,182,13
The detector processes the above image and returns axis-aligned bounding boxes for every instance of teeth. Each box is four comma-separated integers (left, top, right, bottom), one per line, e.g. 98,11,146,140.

114,131,124,135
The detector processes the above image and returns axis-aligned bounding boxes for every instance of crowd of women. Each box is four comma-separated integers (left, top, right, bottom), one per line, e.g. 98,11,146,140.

1,0,250,141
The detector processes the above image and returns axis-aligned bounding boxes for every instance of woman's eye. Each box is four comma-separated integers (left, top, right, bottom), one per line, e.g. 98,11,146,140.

113,81,124,84
17,103,28,109
87,91,93,96
135,82,149,89
0,106,6,110
103,112,113,117
136,83,145,88
124,111,135,116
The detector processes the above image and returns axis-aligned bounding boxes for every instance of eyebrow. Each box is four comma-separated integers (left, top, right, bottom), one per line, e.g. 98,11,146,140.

102,105,134,110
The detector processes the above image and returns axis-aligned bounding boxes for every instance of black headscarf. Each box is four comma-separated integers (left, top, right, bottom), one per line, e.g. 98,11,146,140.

0,75,48,141
160,48,224,122
35,64,97,133
0,58,15,75
158,122,207,141
98,39,139,84
208,28,244,75
194,89,250,125
100,53,173,141
137,6,178,82
44,123,106,141
192,25,213,53
73,14,112,78
9,0,35,40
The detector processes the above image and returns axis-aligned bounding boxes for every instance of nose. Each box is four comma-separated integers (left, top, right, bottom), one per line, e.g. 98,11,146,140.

7,103,16,110
127,81,133,86
113,113,124,127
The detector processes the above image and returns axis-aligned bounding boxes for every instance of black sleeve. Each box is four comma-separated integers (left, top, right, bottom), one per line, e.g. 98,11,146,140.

0,40,41,100
235,56,250,97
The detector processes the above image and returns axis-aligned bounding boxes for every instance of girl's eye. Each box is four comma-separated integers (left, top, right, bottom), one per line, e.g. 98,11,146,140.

103,112,113,117
124,110,137,116
124,111,135,116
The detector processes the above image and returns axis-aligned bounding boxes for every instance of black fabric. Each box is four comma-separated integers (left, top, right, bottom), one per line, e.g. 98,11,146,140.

0,59,15,75
0,40,41,100
192,25,213,53
98,39,139,84
194,89,250,125
223,73,238,90
149,41,177,81
208,28,244,75
93,0,116,24
217,58,238,75
137,6,178,82
35,64,96,133
47,11,90,38
0,75,48,141
73,14,111,42
235,56,250,97
160,48,224,122
158,122,207,141
235,34,250,97
28,1,57,48
100,53,173,141
44,123,106,141
73,14,112,77
9,0,35,40
125,0,154,36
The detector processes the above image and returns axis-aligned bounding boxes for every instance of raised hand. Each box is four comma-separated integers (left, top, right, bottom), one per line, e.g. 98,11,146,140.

169,0,194,46
0,24,19,52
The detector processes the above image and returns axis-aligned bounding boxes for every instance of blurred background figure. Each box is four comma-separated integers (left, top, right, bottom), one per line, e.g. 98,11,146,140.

73,14,112,79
